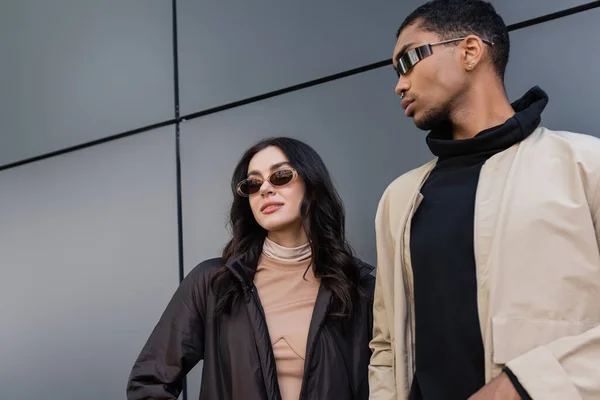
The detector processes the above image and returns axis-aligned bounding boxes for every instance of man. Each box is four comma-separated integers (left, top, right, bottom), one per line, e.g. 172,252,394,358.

369,0,600,399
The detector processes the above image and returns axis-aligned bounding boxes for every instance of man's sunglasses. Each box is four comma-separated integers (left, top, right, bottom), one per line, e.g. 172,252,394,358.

394,37,494,76
236,168,298,197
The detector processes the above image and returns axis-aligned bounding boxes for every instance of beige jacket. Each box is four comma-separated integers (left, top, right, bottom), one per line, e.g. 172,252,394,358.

368,127,600,400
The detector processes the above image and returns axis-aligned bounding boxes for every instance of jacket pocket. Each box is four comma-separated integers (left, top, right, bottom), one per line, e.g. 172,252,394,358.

491,316,598,364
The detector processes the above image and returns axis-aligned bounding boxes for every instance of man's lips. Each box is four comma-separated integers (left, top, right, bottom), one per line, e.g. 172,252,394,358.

401,98,415,116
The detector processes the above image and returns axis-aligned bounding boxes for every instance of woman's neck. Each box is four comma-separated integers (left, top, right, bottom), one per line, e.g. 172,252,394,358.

267,226,308,248
263,236,311,262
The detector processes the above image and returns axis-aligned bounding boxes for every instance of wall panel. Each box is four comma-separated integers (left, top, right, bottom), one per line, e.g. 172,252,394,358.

0,0,174,166
0,127,179,400
505,6,600,136
491,0,592,24
176,0,423,114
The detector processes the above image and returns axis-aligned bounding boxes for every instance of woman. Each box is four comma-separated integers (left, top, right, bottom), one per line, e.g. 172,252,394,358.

126,137,375,400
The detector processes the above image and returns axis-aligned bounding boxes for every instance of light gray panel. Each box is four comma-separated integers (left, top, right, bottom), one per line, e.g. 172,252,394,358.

0,127,179,400
180,66,430,398
490,0,591,25
177,0,423,114
505,7,600,136
0,0,174,166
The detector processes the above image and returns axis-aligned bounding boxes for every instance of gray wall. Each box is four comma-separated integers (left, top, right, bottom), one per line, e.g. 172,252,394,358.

1,1,599,399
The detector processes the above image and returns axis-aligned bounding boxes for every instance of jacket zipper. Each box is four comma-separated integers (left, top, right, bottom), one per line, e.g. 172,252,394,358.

331,328,356,395
400,252,415,379
247,283,283,400
298,297,332,400
403,194,421,381
298,329,322,399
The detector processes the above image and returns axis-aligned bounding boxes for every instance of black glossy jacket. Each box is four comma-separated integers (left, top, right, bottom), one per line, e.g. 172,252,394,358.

126,254,376,400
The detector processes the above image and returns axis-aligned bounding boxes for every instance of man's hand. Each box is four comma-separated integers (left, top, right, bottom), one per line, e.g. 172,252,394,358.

468,372,521,400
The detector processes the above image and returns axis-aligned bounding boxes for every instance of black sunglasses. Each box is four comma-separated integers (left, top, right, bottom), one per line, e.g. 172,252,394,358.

394,37,494,76
236,168,299,197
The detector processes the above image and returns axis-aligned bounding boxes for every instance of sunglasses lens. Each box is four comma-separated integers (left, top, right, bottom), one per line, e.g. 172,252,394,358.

269,169,294,186
398,54,413,75
238,178,262,196
397,45,433,76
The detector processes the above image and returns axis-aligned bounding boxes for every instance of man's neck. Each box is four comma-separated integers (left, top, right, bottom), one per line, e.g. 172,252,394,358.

450,82,516,140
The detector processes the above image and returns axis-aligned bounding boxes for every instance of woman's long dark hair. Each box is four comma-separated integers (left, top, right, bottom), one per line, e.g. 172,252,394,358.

211,137,362,318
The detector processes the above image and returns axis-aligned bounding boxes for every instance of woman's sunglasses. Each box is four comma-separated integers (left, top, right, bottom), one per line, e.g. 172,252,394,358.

236,168,298,197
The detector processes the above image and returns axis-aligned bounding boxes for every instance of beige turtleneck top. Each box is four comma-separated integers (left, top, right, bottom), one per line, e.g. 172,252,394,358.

253,237,320,400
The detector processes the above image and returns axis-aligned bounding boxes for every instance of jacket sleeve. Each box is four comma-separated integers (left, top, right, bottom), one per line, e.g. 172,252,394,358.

368,189,398,399
506,178,600,400
126,264,208,400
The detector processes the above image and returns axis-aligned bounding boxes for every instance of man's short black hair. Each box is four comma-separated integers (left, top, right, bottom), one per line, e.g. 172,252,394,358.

397,0,510,80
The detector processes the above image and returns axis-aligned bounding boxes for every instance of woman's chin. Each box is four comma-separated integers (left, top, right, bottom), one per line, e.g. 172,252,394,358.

259,216,302,234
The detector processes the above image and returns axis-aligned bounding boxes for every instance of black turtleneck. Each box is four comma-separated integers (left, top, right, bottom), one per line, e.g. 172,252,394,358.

408,87,548,400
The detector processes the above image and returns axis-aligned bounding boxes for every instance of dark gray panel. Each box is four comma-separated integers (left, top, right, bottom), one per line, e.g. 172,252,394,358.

490,0,591,25
0,0,174,166
176,0,423,114
505,7,600,136
0,127,179,400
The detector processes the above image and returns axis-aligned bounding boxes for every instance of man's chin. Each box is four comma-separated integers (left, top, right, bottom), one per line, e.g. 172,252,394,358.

414,120,430,131
414,114,444,131
414,118,436,131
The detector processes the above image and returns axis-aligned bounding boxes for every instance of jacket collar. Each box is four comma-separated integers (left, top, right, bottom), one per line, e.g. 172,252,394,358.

356,257,375,278
223,253,256,287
